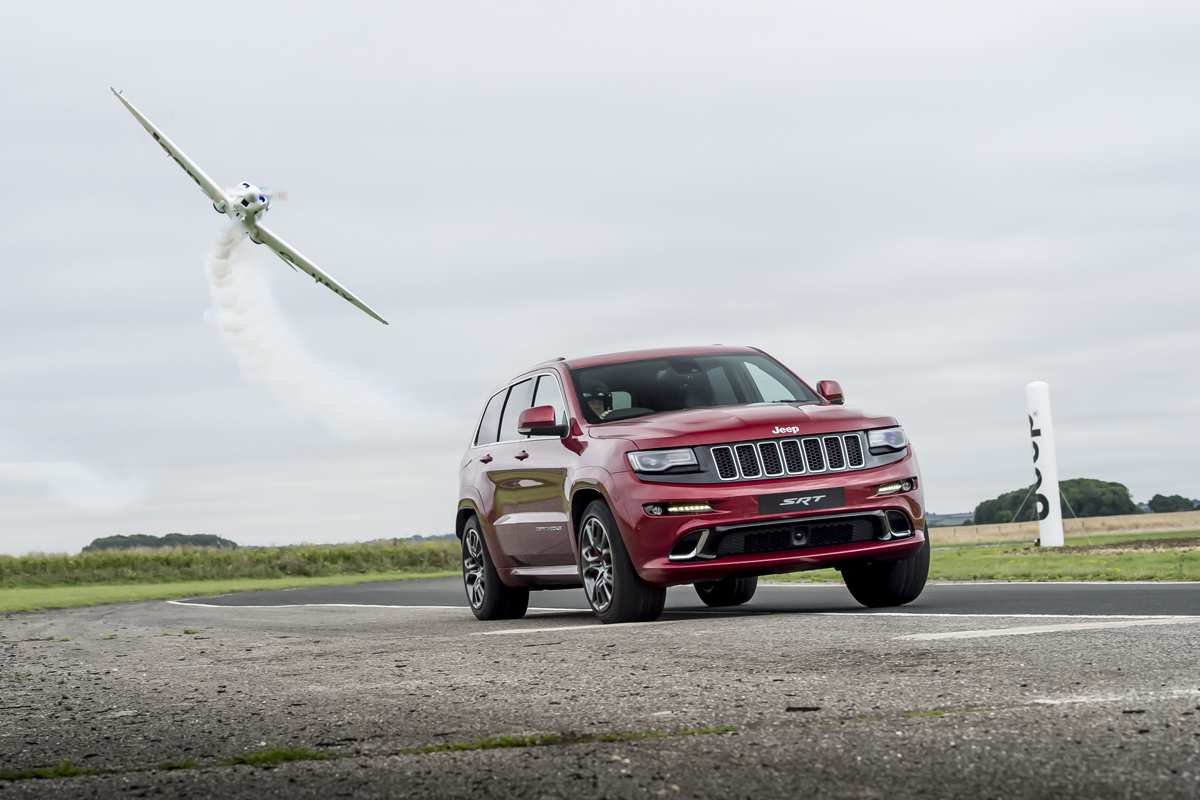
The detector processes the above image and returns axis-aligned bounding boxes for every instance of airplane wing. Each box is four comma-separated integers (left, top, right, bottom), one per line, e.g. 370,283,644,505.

111,88,227,207
252,223,389,325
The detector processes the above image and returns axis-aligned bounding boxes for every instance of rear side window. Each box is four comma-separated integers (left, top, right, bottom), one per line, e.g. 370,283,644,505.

498,378,535,442
532,374,566,425
474,390,506,446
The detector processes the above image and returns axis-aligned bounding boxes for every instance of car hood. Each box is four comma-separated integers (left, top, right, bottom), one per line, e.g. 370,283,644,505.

588,403,898,447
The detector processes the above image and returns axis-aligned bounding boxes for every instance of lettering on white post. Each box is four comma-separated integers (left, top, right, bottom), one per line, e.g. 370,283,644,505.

1026,381,1064,547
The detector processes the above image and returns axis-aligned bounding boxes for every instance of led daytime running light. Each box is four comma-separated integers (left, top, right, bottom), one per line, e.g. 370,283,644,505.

666,503,714,514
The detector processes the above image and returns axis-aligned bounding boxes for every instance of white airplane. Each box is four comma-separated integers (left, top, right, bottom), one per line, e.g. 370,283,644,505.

111,88,388,325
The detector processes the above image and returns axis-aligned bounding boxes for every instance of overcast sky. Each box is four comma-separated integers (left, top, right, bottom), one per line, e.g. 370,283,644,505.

2,1,1198,555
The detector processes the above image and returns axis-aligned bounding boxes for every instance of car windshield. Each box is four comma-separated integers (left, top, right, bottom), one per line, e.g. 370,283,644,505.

571,353,821,424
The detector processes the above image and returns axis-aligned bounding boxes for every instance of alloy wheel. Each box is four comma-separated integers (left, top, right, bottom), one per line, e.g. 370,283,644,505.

463,526,487,609
580,516,614,612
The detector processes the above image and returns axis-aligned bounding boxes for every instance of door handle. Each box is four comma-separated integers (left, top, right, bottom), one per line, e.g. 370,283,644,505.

514,451,529,461
479,454,493,464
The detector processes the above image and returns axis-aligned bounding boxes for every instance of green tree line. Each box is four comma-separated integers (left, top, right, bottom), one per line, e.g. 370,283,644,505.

81,533,238,552
973,478,1139,525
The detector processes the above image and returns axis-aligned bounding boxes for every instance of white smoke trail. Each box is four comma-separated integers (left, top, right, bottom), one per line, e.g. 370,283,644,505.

204,222,421,440
0,462,145,514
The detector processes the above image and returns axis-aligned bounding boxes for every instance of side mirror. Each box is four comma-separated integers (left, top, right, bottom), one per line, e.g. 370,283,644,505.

518,405,568,437
817,380,845,405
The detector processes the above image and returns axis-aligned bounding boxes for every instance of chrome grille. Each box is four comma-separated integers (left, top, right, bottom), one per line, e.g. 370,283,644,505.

712,446,738,480
734,444,761,478
802,438,825,472
823,436,846,470
707,432,870,481
844,434,864,468
758,441,784,476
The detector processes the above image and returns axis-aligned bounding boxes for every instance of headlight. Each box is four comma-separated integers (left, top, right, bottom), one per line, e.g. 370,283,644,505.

867,427,907,454
627,448,698,473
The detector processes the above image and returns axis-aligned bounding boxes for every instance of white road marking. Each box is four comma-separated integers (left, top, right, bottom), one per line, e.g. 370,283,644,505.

1030,688,1200,706
896,616,1200,640
166,600,582,614
166,600,465,610
825,618,1190,623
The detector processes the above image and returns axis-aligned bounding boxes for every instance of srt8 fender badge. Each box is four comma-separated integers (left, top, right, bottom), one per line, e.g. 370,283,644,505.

779,494,825,506
772,426,801,435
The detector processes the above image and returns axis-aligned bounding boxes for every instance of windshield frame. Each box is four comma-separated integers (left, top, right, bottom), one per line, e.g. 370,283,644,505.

569,352,824,425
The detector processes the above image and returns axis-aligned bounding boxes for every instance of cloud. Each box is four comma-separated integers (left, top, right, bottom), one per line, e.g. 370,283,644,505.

0,462,145,514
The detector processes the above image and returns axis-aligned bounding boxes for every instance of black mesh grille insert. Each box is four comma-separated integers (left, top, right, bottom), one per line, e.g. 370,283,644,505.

712,446,738,480
808,523,853,547
844,435,864,468
735,444,761,478
781,440,805,473
824,437,845,470
716,527,793,556
803,439,825,472
759,442,783,476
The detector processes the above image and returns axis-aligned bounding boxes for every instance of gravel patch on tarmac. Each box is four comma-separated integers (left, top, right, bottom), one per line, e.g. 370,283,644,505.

1,599,1199,798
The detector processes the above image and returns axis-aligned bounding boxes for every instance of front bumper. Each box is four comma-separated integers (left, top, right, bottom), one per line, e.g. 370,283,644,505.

608,451,925,587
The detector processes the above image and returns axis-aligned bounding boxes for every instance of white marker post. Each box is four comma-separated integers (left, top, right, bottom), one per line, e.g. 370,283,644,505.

1026,381,1064,547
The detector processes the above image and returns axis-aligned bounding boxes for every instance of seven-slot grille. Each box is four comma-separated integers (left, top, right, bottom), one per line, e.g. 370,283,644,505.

710,432,866,482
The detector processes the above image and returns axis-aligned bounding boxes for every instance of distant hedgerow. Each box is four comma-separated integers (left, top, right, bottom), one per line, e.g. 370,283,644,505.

0,541,460,589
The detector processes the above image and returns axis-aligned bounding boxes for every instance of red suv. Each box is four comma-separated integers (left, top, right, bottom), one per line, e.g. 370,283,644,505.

456,346,928,624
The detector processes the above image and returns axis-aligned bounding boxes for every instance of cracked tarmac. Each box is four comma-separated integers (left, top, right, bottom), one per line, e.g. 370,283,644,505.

1,585,1198,798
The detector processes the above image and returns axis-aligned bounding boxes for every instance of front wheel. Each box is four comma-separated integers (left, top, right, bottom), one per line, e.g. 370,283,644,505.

695,575,758,607
462,516,529,620
842,535,930,608
578,500,665,624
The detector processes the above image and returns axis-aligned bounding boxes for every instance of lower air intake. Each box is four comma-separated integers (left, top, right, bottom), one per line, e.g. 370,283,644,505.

713,516,879,557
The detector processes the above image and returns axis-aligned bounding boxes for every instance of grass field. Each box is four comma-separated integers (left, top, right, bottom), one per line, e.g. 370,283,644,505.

3,528,1197,614
771,529,1200,583
0,570,461,614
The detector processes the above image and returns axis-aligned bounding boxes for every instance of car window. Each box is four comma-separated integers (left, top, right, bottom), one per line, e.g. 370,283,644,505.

532,374,566,425
571,353,820,424
474,390,506,446
706,365,738,405
498,378,535,442
745,362,798,403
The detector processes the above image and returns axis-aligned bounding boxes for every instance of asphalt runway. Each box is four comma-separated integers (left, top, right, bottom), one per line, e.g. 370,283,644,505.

4,578,1200,799
176,576,1200,617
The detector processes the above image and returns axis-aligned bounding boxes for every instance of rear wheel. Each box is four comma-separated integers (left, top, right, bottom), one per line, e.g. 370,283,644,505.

842,535,929,608
695,575,758,607
462,516,529,620
579,500,665,624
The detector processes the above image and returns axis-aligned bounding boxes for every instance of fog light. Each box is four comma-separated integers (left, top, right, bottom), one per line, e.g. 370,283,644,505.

644,504,665,516
666,503,714,514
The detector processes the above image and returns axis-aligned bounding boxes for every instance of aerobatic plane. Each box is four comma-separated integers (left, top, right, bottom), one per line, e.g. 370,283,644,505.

111,88,387,325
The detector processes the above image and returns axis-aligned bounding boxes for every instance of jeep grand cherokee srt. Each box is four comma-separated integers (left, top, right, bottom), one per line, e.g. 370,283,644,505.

456,346,928,624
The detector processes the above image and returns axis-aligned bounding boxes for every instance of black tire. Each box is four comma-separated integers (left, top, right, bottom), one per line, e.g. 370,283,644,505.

461,515,529,620
695,575,758,607
842,534,930,608
578,500,666,624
